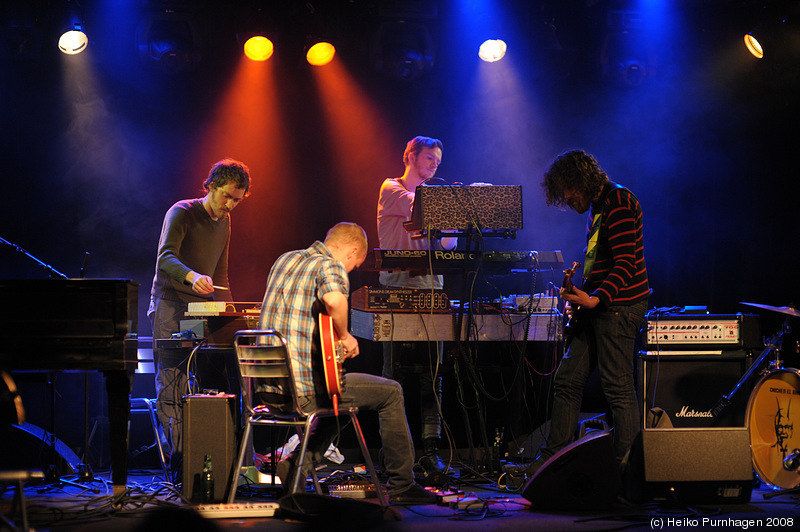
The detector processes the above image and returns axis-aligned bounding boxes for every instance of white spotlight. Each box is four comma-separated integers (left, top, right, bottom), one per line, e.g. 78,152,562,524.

479,39,507,63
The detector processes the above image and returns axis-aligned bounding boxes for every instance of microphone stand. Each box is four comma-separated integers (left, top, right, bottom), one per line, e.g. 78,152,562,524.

2,236,97,489
79,252,95,483
0,235,68,279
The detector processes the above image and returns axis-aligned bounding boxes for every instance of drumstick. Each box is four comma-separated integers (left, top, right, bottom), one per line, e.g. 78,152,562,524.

212,285,229,290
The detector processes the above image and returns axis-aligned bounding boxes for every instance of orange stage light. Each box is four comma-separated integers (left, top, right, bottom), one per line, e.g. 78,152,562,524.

306,42,335,66
244,36,274,62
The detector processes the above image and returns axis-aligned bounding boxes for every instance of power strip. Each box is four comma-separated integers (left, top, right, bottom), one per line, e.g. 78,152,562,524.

195,502,279,518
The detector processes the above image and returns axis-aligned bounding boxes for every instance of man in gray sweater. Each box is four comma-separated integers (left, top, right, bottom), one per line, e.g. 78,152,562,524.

148,158,251,479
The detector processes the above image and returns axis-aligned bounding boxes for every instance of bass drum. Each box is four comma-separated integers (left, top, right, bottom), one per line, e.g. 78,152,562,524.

746,368,800,489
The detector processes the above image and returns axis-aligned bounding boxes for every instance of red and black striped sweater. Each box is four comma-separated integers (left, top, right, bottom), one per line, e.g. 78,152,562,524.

583,182,650,308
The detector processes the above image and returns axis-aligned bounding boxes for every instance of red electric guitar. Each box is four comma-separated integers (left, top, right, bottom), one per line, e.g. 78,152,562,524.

562,261,581,346
318,313,345,416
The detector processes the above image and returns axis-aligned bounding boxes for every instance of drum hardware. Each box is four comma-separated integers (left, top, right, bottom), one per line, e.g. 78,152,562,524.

782,449,800,472
741,302,800,319
711,327,787,419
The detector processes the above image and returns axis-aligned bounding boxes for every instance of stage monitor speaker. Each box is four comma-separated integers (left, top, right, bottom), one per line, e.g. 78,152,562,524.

638,352,750,428
625,427,753,504
522,431,621,510
181,394,237,503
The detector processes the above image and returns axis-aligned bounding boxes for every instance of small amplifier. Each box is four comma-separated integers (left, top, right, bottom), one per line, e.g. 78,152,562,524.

351,286,451,313
645,311,761,350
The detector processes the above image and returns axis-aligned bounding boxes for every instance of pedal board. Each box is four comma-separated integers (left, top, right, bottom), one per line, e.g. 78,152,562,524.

327,481,380,499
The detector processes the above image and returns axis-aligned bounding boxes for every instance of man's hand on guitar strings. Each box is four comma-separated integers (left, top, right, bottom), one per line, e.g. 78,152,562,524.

561,285,599,310
342,333,360,359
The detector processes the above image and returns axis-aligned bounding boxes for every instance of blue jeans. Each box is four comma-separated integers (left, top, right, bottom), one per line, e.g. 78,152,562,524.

280,373,416,495
148,296,189,474
382,341,443,440
544,299,648,461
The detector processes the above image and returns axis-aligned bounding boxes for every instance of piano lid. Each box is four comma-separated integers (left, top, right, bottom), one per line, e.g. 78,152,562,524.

0,279,139,371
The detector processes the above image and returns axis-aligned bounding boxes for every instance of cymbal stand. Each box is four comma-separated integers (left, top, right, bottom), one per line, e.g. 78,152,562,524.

711,324,788,418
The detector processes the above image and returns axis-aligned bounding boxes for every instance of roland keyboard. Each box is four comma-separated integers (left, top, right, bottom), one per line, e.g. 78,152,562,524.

372,249,563,273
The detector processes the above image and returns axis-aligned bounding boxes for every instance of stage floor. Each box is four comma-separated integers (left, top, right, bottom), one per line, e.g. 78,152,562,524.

2,460,798,532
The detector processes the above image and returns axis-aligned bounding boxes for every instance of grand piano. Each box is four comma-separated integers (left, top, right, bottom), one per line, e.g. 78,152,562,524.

0,279,138,493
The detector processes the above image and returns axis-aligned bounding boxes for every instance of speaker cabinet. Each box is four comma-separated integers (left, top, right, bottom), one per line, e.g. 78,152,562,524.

625,428,753,504
181,394,237,502
522,431,621,510
638,352,750,427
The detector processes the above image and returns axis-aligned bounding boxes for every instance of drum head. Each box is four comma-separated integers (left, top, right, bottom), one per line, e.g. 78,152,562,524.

746,369,800,489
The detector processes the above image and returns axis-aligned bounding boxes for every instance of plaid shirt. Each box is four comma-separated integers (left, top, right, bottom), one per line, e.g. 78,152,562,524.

257,241,350,397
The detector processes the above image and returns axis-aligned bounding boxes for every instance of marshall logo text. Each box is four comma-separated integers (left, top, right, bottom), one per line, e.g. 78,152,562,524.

675,406,713,418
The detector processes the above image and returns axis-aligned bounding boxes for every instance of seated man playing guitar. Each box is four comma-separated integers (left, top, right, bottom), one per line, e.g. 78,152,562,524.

255,222,435,505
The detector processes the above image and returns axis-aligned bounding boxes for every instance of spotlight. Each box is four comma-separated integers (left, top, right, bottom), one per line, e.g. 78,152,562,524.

744,32,764,59
599,10,655,88
243,35,274,62
743,3,800,61
57,0,87,55
306,41,335,66
478,39,507,63
135,10,204,73
369,20,435,81
744,19,785,60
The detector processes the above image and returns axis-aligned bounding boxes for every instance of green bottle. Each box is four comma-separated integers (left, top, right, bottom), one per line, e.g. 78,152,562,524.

201,454,215,503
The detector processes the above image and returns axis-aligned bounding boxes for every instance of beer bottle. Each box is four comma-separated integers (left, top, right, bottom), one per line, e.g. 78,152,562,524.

201,454,215,503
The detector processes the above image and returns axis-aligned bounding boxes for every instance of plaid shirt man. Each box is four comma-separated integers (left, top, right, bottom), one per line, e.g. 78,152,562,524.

257,240,350,397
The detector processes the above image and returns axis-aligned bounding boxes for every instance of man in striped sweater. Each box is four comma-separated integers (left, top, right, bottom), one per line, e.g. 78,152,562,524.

535,149,649,471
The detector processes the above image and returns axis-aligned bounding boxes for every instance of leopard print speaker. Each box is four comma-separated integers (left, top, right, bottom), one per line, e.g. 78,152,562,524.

413,185,523,231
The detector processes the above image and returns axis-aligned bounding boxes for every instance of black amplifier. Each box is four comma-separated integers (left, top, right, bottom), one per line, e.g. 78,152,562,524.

644,311,761,350
350,286,451,313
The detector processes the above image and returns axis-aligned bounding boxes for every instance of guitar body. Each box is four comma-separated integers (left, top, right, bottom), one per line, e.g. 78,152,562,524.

318,313,345,415
562,261,581,347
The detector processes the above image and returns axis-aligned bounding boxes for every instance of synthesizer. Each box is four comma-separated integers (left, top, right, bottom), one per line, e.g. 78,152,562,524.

351,286,451,313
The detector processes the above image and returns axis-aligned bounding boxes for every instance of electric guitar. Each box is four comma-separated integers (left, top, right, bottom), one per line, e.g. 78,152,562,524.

562,261,581,346
318,313,345,416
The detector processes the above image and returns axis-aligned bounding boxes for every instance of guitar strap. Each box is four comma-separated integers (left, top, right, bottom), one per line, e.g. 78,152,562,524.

583,183,620,280
583,210,602,280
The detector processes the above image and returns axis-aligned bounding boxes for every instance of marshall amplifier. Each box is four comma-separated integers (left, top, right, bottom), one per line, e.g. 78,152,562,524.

638,351,752,428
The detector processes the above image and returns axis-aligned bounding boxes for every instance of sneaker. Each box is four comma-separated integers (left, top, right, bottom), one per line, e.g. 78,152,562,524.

389,483,437,505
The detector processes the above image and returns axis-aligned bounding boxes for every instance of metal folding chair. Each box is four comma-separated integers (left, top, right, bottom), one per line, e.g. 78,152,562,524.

227,329,386,506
